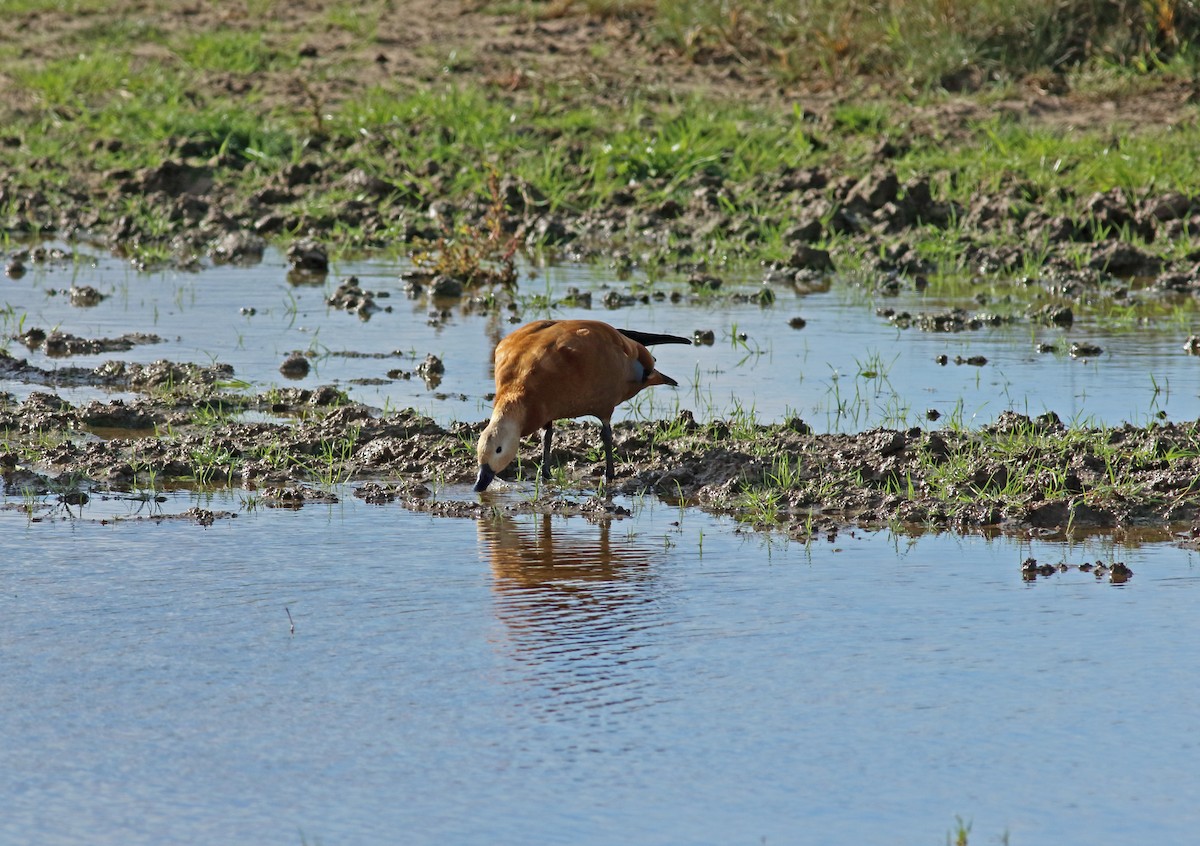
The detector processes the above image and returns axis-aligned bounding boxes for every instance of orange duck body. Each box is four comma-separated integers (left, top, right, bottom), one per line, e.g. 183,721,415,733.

474,319,690,491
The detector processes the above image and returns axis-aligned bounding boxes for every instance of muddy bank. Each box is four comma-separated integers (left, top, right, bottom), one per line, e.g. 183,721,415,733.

9,151,1200,324
4,382,1200,543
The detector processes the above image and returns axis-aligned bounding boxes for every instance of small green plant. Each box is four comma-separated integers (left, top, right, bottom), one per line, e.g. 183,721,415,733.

187,442,236,486
948,815,972,846
411,168,519,288
738,486,783,525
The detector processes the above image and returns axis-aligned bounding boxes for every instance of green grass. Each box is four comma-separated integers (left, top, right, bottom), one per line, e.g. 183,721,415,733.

904,114,1200,206
7,64,1200,263
326,0,387,40
4,0,1200,293
176,29,295,75
335,84,819,209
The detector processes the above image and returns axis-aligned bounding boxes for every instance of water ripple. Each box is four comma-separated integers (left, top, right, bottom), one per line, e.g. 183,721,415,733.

479,514,671,720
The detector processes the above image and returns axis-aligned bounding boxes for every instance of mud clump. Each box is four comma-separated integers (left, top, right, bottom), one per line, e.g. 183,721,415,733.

17,329,164,357
1069,342,1104,358
67,286,106,307
1022,556,1133,584
287,239,328,274
416,354,444,388
430,275,465,299
327,276,386,318
279,353,311,379
260,486,339,509
127,359,236,391
212,231,266,264
79,399,158,430
881,307,1017,333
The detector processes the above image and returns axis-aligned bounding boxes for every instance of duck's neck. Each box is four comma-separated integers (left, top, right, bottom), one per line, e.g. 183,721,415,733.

491,394,526,426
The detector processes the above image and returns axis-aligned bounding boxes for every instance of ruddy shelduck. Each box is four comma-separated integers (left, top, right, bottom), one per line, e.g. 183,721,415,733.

474,319,691,491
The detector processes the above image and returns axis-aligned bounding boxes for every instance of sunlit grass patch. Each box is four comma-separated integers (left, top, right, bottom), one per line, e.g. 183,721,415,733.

176,29,296,75
12,52,152,109
905,115,1200,204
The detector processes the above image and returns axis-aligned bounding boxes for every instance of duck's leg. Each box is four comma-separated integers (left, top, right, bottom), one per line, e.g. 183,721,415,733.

540,423,554,479
600,420,614,481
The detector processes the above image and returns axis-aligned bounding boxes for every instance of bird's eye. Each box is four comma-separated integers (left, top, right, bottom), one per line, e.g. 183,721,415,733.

495,446,502,454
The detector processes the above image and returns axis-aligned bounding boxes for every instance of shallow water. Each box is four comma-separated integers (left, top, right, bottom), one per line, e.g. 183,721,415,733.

3,245,1198,430
2,490,1199,845
6,246,1200,843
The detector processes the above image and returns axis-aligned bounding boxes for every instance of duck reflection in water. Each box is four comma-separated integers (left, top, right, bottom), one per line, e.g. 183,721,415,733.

478,513,667,717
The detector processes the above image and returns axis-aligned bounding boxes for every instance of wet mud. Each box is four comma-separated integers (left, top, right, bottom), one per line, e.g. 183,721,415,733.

5,374,1200,544
10,153,1200,325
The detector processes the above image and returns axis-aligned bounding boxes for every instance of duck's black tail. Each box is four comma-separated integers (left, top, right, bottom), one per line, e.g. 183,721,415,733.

618,328,693,346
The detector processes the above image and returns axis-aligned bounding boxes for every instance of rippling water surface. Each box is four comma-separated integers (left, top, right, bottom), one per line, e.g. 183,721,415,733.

4,245,1199,429
3,490,1200,845
6,247,1200,843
